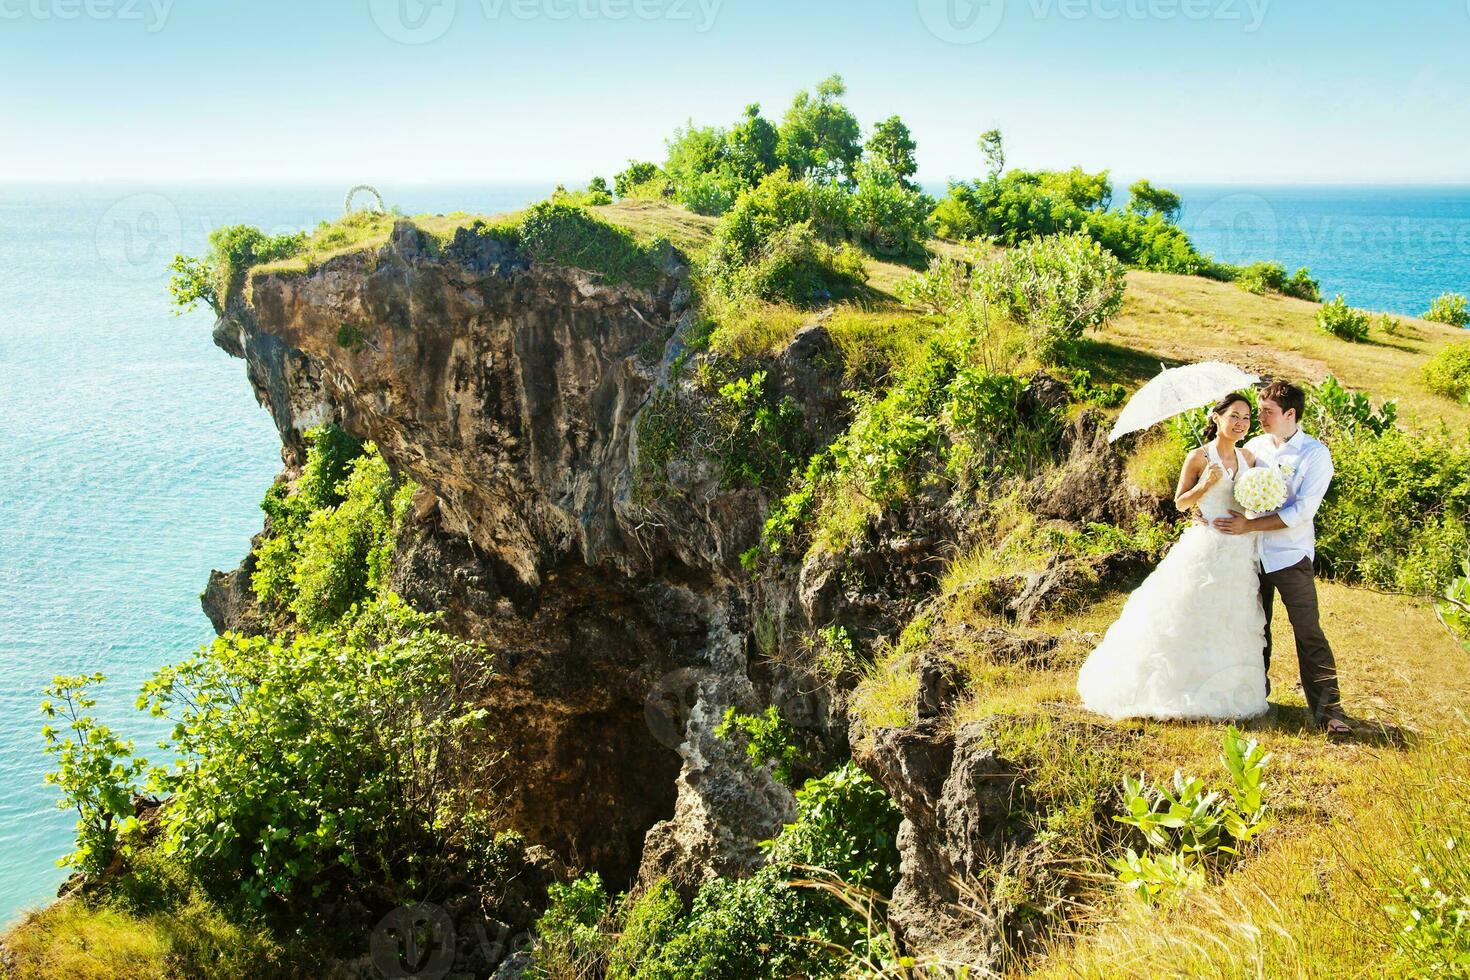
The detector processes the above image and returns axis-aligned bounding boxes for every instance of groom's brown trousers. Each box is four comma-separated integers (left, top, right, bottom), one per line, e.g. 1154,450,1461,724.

1260,557,1345,727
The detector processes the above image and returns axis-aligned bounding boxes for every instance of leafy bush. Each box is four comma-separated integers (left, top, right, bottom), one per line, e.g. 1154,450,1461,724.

715,705,806,786
977,232,1127,364
1234,261,1320,301
1423,342,1470,403
679,170,742,217
614,161,663,198
606,879,684,980
138,596,488,906
529,873,613,979
517,201,672,290
169,224,307,314
1317,424,1470,594
1125,178,1182,222
40,674,148,876
1317,294,1371,342
251,426,412,630
1424,292,1470,328
848,161,932,259
638,762,901,979
1307,374,1398,439
1110,727,1271,904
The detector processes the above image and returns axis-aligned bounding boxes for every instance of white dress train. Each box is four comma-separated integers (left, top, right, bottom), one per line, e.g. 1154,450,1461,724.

1076,443,1269,721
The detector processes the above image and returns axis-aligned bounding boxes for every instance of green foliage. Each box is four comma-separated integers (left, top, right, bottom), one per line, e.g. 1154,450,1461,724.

1110,727,1271,904
637,762,902,979
39,673,148,876
977,232,1127,364
864,115,919,188
727,220,868,305
1064,367,1127,408
1439,559,1470,644
1125,179,1182,223
551,182,614,207
760,331,1061,559
1424,342,1470,403
679,170,743,217
761,762,903,894
1317,294,1372,342
1307,374,1398,438
725,103,782,185
138,595,488,906
168,224,307,314
530,873,612,978
849,160,932,259
978,128,1005,179
1235,261,1320,301
715,706,807,786
1317,423,1470,594
518,200,672,290
1424,292,1470,328
614,161,664,198
606,879,685,980
251,425,412,630
776,74,862,183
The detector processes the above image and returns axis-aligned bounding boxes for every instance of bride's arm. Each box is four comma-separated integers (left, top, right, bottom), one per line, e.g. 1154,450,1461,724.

1174,448,1223,512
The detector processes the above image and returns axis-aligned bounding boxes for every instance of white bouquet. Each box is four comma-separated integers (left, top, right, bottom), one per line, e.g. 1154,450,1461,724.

1234,466,1288,513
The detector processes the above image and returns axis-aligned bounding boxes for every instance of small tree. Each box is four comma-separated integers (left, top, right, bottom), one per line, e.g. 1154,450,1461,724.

40,673,148,876
777,75,863,183
864,115,919,189
978,128,1005,180
978,231,1127,364
1126,179,1183,223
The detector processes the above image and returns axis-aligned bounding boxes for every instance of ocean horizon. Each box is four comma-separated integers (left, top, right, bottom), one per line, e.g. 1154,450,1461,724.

0,180,1466,925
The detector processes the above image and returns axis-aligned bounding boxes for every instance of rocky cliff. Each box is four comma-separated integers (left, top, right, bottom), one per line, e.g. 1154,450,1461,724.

206,216,1155,969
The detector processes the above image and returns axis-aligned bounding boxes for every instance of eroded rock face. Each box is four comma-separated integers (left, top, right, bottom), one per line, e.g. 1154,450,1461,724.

209,221,810,893
854,720,1020,969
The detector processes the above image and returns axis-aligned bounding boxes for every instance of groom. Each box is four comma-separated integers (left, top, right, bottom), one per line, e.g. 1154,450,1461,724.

1212,380,1349,737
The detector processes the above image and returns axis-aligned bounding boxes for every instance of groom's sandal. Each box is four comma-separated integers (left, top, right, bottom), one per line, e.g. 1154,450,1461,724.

1325,717,1351,741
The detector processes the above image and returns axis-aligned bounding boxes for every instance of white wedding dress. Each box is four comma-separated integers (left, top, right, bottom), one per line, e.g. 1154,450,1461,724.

1077,442,1269,721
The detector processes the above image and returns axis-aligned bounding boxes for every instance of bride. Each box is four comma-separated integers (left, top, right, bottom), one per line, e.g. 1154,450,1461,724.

1077,393,1269,721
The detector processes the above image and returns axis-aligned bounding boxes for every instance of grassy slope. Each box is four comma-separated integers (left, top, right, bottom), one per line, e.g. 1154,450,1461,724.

9,203,1465,976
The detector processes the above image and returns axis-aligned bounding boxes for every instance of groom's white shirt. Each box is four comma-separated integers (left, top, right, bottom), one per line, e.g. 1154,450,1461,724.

1244,428,1334,574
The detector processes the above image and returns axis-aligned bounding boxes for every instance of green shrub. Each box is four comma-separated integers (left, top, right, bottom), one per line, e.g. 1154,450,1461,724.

1423,292,1469,328
977,232,1127,364
715,705,806,786
606,879,685,980
728,220,866,305
138,596,487,906
530,873,612,978
1110,727,1271,904
1317,425,1470,594
518,201,672,290
848,160,931,259
168,224,307,314
614,161,663,197
1423,342,1470,402
251,426,413,630
40,674,149,876
1317,294,1371,342
640,762,902,979
1233,261,1320,301
679,170,742,217
1307,374,1398,439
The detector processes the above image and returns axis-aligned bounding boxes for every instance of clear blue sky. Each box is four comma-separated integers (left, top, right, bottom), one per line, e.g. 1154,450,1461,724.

2,0,1468,185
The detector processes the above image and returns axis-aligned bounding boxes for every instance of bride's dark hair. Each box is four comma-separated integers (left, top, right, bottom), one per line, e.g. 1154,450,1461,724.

1201,392,1251,442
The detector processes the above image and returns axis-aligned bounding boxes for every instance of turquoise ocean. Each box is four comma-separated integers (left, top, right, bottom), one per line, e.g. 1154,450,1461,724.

1,182,1466,923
